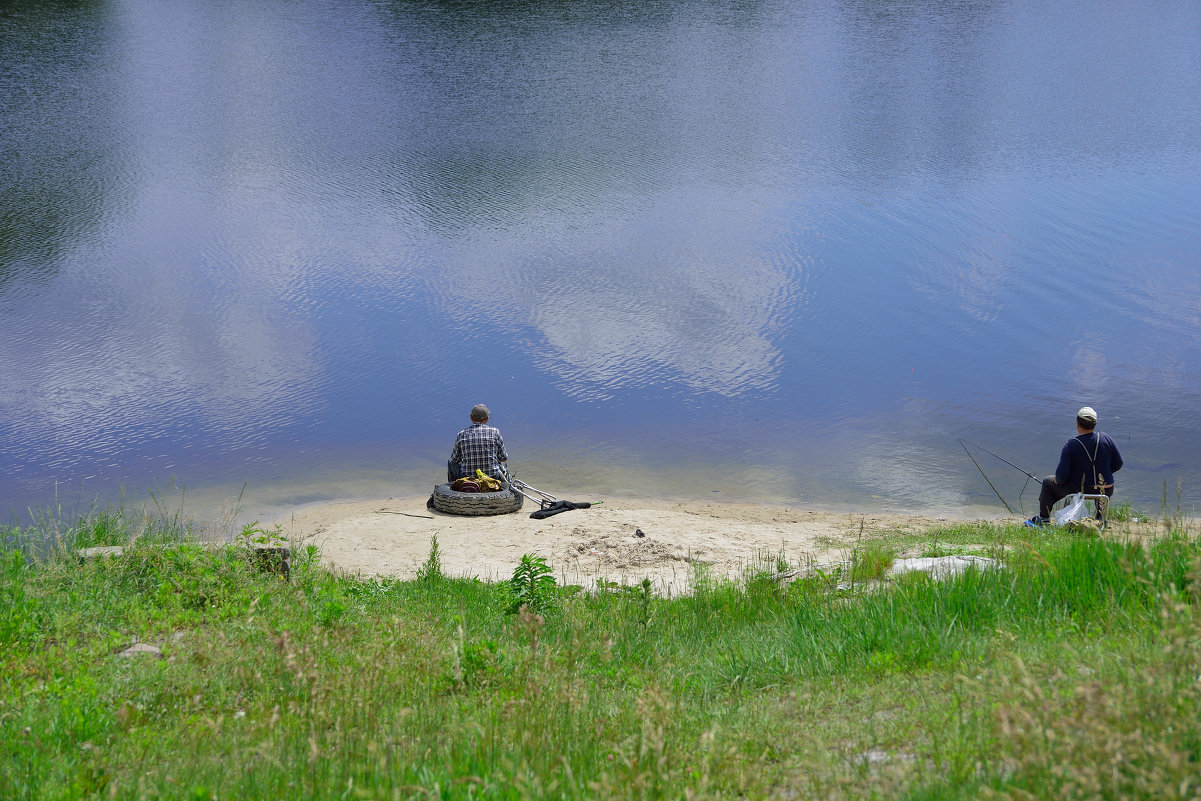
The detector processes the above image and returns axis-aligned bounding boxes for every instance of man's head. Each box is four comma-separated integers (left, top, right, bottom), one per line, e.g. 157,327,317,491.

1076,406,1097,431
470,403,490,423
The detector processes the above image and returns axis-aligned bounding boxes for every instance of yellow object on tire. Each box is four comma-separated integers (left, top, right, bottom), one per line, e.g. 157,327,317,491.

473,470,502,492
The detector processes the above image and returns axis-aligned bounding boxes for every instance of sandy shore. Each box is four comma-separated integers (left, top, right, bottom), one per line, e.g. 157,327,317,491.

273,493,1004,595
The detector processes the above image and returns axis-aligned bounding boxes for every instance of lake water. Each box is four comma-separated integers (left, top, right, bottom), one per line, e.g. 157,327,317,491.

2,0,1200,528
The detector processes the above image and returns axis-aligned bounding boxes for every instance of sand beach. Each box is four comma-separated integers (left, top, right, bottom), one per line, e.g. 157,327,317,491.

273,493,1006,594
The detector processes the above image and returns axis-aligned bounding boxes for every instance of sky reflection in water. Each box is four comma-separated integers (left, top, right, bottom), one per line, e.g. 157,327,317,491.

1,0,1200,524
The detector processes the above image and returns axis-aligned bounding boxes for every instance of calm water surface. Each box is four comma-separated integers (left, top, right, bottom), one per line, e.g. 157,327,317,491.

2,0,1200,526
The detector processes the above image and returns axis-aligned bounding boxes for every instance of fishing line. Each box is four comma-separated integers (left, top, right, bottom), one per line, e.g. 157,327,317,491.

959,438,1014,513
958,437,1041,515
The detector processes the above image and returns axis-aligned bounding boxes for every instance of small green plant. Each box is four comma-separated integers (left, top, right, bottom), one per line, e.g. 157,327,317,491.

0,549,40,646
1108,502,1133,523
744,568,782,601
316,585,348,626
506,553,556,614
451,626,506,690
921,541,958,558
893,568,934,591
298,543,321,567
416,535,443,582
632,577,654,630
72,510,130,549
741,548,793,600
237,521,282,545
1107,501,1151,524
851,541,895,583
291,543,322,593
1160,478,1188,534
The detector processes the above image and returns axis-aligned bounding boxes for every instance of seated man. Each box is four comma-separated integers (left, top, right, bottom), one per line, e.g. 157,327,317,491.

1027,405,1123,527
447,404,509,482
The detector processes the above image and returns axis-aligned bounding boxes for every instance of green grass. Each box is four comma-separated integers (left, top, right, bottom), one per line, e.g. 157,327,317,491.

0,512,1198,799
850,540,895,582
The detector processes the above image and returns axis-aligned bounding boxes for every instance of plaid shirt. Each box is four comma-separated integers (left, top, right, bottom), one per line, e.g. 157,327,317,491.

450,423,508,478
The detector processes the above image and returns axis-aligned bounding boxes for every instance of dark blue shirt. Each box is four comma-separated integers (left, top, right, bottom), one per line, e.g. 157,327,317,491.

1055,431,1123,492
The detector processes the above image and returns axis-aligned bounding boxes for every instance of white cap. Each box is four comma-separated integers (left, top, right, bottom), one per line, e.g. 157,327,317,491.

1077,406,1097,423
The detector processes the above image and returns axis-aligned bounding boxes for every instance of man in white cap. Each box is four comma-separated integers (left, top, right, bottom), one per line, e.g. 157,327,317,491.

448,404,509,481
1027,406,1123,527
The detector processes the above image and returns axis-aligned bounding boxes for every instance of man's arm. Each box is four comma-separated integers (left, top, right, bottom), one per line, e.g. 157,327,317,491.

1108,435,1123,473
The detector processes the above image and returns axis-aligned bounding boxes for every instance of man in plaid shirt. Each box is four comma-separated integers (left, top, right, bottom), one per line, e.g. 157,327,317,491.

448,404,509,481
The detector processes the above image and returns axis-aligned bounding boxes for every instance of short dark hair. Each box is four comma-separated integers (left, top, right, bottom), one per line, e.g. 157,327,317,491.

1076,415,1095,431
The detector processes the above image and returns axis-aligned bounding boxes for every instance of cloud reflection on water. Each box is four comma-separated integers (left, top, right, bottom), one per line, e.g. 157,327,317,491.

433,186,807,402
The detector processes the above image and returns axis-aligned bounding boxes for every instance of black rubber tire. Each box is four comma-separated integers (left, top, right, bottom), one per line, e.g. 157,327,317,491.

430,481,524,516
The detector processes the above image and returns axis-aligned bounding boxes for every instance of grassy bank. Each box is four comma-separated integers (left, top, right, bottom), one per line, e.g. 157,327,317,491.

1,511,1199,800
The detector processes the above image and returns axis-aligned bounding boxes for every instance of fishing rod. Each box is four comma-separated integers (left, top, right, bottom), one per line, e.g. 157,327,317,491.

958,438,1040,482
958,437,1041,514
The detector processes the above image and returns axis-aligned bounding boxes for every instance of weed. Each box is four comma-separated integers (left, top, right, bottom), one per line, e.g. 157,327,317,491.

70,509,129,549
316,586,347,626
1161,477,1190,535
453,629,507,689
893,568,935,591
236,521,280,545
921,541,959,558
0,549,40,646
632,577,654,630
1107,501,1135,522
851,540,895,583
506,553,556,615
788,563,844,601
416,534,443,582
297,543,321,568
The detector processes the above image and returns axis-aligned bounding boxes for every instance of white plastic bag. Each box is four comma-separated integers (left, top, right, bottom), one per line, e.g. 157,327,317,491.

1052,493,1088,526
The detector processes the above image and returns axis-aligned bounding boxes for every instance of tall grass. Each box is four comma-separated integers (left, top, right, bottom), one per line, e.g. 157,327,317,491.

0,513,1197,799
